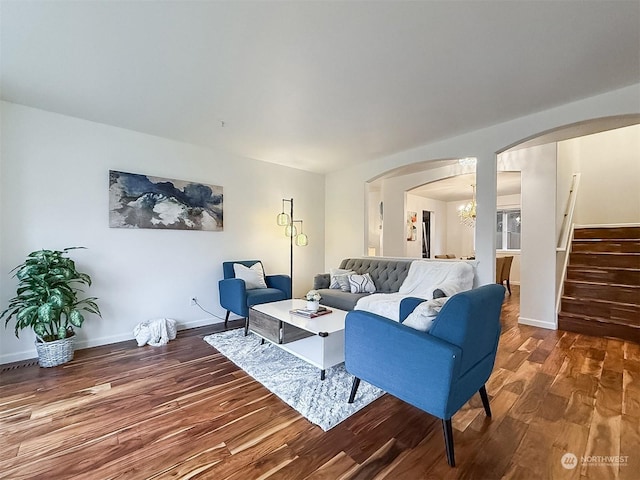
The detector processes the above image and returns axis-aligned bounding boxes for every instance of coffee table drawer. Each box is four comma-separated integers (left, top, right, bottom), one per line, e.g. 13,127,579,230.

249,309,313,344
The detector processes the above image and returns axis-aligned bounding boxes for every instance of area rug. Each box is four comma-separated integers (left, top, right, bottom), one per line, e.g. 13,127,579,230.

204,329,385,431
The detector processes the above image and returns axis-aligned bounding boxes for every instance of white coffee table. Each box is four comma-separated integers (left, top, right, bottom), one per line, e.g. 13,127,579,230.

248,299,347,380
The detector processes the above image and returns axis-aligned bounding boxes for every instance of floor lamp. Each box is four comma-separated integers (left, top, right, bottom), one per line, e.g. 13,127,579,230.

277,198,308,293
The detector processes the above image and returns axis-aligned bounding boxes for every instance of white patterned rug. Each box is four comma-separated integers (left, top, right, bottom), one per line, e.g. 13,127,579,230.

203,329,384,431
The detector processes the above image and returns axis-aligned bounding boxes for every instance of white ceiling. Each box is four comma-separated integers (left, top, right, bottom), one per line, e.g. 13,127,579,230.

410,171,522,202
2,1,639,174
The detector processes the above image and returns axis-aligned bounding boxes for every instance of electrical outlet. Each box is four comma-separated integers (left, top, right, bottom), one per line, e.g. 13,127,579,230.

189,296,197,306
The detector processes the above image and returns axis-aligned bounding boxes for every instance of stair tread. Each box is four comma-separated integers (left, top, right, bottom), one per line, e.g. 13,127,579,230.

571,252,640,255
574,238,640,241
564,280,640,288
558,311,640,328
562,295,640,308
568,266,640,271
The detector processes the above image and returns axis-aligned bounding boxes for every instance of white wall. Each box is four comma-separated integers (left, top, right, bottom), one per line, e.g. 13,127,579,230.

556,143,580,239
445,201,475,258
500,144,557,328
366,186,382,255
442,194,521,284
560,124,640,225
405,193,446,258
0,102,325,363
325,84,639,326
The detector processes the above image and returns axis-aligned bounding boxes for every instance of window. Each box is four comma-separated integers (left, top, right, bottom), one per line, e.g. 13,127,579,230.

497,209,521,250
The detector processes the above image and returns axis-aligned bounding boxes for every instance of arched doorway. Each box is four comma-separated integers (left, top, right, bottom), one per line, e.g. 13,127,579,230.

496,114,640,330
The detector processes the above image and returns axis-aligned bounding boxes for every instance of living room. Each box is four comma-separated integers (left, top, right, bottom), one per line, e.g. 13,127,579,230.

1,1,639,478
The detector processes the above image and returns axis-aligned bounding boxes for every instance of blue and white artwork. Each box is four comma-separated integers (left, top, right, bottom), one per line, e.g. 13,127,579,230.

109,170,223,231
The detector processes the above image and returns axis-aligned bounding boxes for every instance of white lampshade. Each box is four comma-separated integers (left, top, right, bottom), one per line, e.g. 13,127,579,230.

285,224,297,237
295,233,308,246
277,212,290,226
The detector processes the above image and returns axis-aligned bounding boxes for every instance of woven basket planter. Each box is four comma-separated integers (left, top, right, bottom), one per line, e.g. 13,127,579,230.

35,335,75,368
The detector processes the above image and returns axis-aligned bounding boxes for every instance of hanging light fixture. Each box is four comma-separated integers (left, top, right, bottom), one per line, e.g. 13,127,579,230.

458,156,477,167
458,185,477,227
277,199,290,226
284,223,297,237
293,221,308,246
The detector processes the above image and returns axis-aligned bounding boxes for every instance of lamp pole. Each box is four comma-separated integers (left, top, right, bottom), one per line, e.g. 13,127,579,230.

278,197,306,296
288,197,294,289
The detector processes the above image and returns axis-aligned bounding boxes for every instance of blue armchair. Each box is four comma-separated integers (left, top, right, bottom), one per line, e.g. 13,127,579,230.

218,260,291,332
345,284,505,467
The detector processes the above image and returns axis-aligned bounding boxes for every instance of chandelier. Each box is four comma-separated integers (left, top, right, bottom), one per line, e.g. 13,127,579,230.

458,185,477,227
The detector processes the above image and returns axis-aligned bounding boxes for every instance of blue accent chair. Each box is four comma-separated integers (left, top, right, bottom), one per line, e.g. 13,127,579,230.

345,284,505,467
218,260,291,333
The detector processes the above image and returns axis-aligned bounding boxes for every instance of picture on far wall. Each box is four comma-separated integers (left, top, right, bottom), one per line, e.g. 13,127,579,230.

109,170,223,231
407,211,417,241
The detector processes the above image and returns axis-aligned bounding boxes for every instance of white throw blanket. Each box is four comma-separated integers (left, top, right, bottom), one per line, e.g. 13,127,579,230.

354,261,473,321
134,318,177,347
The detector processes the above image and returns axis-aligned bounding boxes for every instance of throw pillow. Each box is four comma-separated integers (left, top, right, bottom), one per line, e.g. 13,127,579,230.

402,297,449,332
348,273,377,294
330,268,355,291
336,274,353,292
402,312,436,332
233,262,268,289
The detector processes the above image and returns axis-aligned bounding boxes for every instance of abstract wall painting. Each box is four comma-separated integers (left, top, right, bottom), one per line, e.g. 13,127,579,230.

109,170,223,231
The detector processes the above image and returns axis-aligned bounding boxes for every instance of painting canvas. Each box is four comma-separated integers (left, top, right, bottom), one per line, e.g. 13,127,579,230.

109,170,223,231
406,211,417,241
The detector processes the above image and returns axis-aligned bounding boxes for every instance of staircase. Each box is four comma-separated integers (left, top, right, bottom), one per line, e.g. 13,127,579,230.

558,226,640,343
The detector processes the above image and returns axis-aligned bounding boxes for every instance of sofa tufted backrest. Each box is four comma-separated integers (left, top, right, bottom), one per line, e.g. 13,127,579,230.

339,258,413,293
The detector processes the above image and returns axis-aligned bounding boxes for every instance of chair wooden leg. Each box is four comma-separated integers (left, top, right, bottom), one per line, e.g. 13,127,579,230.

260,338,265,345
348,377,361,403
442,418,456,467
244,317,249,336
442,419,456,467
479,385,492,417
506,279,511,295
224,310,230,329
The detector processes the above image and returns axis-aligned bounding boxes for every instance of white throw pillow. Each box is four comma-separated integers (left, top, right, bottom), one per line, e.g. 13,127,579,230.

330,268,355,291
233,262,268,289
402,297,449,332
402,312,436,332
348,273,377,294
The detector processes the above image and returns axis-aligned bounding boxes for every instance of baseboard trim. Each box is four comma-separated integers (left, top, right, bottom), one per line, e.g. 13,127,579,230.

0,316,225,365
519,316,557,330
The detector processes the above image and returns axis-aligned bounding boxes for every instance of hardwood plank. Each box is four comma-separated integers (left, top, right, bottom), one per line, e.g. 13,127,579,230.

619,413,640,480
303,451,358,480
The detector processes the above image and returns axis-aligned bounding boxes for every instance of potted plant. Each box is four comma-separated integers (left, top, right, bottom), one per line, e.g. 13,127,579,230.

1,247,101,367
305,290,322,312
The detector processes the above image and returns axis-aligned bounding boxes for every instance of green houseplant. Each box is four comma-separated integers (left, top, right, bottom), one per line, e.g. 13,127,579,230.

1,247,101,367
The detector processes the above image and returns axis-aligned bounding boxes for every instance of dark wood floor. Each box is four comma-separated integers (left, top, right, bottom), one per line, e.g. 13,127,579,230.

1,286,638,479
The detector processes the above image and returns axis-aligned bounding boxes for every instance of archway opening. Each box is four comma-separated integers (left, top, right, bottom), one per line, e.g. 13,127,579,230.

497,114,640,330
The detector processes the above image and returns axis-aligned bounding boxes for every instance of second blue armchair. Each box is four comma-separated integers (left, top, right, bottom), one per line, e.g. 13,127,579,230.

345,284,505,467
218,260,291,332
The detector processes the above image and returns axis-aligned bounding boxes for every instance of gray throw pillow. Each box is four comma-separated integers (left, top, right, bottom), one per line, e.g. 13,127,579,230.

330,268,355,291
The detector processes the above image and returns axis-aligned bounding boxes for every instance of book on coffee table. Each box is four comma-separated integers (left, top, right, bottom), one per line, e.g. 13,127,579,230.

290,307,333,318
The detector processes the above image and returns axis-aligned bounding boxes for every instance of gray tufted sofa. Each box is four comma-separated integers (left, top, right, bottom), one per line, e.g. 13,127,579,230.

313,258,414,311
